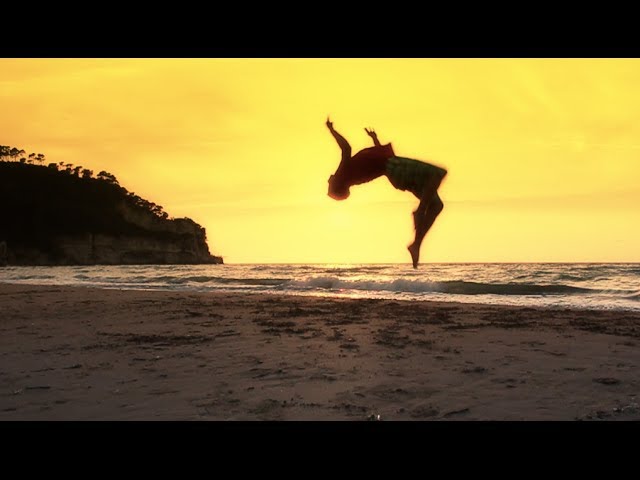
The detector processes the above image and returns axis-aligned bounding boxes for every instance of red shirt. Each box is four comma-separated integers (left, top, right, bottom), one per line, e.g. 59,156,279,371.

335,143,395,187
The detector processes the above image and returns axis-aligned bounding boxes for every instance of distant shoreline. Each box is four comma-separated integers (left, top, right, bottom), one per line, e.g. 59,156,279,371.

0,280,632,314
1,258,224,267
1,260,638,313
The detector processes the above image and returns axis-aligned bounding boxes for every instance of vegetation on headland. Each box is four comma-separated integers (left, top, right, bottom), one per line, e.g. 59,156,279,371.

0,145,223,265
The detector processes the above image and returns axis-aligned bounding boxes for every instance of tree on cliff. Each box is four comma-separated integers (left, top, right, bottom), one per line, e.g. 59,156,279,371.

97,170,120,185
1,146,45,165
0,146,26,162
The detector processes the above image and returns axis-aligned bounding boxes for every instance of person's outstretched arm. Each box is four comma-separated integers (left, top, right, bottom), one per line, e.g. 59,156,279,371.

365,127,381,147
327,117,351,160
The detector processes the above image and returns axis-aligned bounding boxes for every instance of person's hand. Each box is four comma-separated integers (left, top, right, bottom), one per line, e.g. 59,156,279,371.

365,127,377,138
326,117,334,130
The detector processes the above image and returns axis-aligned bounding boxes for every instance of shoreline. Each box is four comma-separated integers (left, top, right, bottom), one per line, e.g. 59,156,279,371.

1,280,637,314
1,283,639,420
2,280,637,314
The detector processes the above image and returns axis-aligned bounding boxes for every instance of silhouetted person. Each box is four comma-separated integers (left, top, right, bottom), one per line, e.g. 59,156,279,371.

326,118,447,268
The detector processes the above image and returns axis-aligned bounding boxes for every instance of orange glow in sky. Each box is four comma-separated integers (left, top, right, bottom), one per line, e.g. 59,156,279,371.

2,58,639,263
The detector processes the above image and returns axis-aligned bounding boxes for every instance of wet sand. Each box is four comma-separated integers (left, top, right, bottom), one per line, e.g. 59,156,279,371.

1,283,639,420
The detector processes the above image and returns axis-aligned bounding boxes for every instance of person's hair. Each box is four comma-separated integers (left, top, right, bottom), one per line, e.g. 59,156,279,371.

328,175,350,200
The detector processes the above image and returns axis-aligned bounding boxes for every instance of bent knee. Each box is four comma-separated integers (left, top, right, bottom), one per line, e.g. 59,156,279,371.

431,197,444,214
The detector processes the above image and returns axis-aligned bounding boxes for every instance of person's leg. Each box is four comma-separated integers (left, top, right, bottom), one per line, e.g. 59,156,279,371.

384,157,447,268
408,192,444,268
413,168,446,218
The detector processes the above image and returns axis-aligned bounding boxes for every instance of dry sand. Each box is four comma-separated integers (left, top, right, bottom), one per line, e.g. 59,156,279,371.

1,283,639,420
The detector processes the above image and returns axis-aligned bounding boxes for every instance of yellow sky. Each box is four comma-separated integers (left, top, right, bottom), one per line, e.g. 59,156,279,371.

1,58,639,263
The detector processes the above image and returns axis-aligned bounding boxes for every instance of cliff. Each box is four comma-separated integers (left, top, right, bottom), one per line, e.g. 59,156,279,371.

0,158,223,266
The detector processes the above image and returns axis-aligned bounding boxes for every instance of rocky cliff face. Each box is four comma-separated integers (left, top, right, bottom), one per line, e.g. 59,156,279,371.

3,203,224,266
5,233,223,266
0,159,224,266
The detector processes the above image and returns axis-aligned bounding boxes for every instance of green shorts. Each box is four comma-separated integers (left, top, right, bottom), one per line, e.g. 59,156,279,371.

385,156,447,197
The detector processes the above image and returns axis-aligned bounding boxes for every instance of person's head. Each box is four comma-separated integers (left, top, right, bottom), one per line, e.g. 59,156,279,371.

327,174,350,200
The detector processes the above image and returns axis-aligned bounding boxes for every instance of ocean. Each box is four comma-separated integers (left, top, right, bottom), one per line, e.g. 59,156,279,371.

1,263,639,312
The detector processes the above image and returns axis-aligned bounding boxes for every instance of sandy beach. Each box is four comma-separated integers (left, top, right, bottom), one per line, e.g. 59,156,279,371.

1,282,639,421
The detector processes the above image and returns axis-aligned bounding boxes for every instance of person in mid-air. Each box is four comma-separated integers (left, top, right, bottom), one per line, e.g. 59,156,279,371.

326,117,447,268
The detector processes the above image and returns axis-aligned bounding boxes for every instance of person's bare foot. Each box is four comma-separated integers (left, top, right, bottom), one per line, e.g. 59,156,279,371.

408,243,420,269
